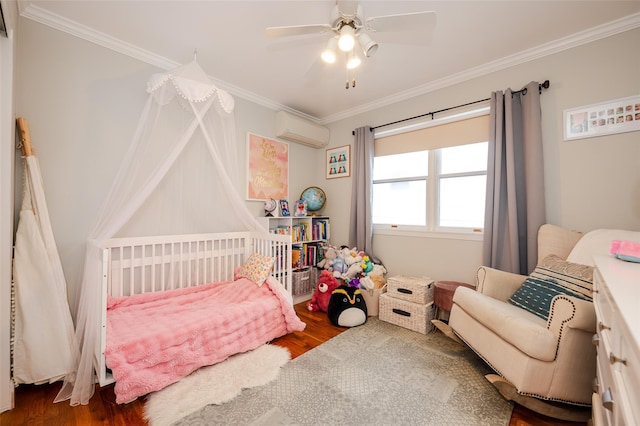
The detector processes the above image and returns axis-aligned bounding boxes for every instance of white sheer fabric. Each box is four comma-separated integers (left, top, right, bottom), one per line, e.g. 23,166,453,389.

13,156,76,385
55,60,263,405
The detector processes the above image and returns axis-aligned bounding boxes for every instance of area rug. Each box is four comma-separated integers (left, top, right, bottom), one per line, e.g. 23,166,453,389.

171,318,513,425
144,344,291,426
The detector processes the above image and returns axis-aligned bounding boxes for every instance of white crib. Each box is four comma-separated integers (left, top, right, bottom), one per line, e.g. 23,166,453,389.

95,231,291,386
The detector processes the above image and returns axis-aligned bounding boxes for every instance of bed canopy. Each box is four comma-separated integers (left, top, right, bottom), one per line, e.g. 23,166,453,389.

56,59,264,405
13,119,76,386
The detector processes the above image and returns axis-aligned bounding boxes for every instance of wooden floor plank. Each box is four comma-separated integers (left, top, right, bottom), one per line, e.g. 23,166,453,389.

1,302,588,426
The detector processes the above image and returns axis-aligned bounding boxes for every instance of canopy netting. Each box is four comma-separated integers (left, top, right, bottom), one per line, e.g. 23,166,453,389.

55,60,263,405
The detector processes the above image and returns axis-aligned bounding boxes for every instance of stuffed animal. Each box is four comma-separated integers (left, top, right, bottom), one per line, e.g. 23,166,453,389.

344,262,363,280
332,256,348,278
307,270,340,312
317,246,338,271
343,247,363,266
345,277,360,288
327,285,368,327
368,263,387,278
361,256,373,275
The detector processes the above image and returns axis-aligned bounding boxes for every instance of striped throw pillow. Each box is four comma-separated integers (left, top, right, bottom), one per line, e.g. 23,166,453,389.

508,254,593,321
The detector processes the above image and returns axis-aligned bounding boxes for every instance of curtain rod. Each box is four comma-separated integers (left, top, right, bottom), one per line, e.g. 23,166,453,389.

356,80,550,134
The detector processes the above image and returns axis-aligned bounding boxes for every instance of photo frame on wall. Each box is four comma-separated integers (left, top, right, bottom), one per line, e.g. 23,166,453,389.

563,95,640,141
326,145,351,179
246,133,289,200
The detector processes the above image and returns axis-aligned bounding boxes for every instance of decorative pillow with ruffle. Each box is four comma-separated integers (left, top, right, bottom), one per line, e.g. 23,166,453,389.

236,252,275,286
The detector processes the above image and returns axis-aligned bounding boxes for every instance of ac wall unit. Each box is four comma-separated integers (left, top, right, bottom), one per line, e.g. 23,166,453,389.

275,111,330,149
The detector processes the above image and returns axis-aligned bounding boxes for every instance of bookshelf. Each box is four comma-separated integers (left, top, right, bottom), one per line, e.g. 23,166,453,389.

258,216,330,303
258,216,330,270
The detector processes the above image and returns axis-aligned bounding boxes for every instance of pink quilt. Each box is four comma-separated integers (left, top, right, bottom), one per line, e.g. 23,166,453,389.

105,278,305,403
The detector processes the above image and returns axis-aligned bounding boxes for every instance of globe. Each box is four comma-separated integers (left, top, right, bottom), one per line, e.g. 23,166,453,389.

300,187,326,212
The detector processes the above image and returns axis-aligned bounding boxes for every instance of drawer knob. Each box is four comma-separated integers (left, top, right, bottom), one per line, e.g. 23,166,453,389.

602,388,614,411
592,334,600,347
609,352,627,366
598,321,611,332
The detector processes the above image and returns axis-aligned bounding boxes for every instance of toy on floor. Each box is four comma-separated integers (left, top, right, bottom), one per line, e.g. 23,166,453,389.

327,285,367,327
317,246,338,271
307,270,340,312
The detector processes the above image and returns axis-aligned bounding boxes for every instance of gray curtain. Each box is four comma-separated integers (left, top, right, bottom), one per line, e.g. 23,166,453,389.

349,126,374,254
483,81,546,275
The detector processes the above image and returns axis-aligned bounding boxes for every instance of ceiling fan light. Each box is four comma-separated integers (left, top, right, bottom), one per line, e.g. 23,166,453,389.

347,55,361,69
358,33,378,57
321,38,338,63
338,25,355,51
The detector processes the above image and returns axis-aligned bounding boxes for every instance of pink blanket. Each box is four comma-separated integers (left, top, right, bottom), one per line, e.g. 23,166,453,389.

105,278,305,403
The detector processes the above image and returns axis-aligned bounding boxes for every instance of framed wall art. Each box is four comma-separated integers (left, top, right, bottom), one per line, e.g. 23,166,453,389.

563,95,640,141
326,145,351,179
247,133,289,200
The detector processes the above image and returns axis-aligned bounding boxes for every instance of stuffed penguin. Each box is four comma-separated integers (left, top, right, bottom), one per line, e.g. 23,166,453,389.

327,285,367,327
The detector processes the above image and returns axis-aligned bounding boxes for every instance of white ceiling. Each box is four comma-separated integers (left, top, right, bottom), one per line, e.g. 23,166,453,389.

17,1,640,122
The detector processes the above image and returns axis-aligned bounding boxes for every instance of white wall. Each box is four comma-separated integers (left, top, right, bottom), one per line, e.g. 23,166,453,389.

14,18,322,315
322,28,640,284
13,18,640,307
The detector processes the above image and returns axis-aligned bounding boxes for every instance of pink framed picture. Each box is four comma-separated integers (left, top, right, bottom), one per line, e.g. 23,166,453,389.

247,133,289,200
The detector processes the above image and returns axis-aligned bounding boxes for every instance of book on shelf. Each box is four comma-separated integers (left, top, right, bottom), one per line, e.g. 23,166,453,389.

292,246,304,269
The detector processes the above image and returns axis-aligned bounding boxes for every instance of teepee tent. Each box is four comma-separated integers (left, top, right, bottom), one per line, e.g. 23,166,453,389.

12,118,76,385
55,59,264,405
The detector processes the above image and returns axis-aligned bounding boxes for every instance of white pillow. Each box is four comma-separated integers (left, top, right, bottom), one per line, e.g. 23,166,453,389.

567,229,640,266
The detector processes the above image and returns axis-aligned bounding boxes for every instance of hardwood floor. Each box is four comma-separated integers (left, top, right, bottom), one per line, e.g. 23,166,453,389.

1,302,588,426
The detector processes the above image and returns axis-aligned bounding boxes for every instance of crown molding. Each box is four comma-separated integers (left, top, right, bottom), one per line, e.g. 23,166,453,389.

17,2,312,120
319,11,640,124
18,2,640,125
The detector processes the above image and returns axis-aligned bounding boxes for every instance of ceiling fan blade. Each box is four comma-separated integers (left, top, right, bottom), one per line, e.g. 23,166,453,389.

265,24,333,38
365,11,436,33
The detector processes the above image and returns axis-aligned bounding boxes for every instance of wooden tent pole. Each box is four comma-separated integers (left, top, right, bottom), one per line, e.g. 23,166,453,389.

16,117,33,157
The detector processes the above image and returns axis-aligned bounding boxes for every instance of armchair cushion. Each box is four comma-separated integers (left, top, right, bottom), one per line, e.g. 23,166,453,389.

454,287,557,361
507,254,593,321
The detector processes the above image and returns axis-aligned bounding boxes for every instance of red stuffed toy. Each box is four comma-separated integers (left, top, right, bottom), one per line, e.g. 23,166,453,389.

307,270,340,312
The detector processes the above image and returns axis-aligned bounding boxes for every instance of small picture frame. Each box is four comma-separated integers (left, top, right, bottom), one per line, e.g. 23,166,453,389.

294,200,308,217
326,145,351,179
279,199,290,217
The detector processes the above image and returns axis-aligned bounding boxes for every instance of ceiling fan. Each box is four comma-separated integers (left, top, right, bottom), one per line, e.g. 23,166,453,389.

265,1,437,89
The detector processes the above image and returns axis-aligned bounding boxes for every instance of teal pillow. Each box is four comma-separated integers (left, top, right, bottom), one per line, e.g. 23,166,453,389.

508,254,593,321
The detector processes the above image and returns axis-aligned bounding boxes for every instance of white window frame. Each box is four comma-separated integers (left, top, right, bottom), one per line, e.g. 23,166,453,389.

372,108,488,241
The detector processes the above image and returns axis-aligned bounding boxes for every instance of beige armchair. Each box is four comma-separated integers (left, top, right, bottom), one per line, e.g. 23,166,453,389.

447,224,595,421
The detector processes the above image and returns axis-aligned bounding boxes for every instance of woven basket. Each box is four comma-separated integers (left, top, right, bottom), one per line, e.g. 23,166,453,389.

386,275,435,304
379,293,434,334
292,269,312,295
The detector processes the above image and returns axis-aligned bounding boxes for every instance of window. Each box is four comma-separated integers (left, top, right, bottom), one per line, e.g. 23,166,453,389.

372,110,489,233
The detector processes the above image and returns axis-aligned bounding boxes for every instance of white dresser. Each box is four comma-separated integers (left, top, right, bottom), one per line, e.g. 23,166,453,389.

592,255,640,426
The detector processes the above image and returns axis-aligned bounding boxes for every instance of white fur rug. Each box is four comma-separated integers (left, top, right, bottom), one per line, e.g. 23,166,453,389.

143,345,291,426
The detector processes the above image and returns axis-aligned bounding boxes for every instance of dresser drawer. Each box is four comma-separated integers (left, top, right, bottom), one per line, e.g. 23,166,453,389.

618,325,640,425
593,269,616,347
595,358,614,425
